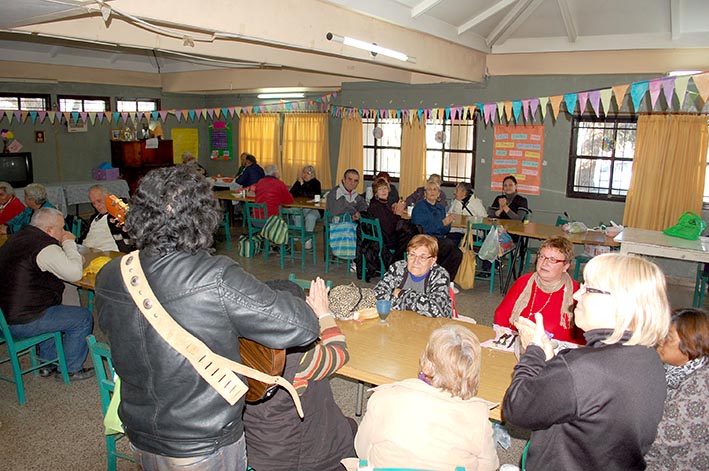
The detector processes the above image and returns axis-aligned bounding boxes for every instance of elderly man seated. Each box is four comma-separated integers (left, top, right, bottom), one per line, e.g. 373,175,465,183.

0,181,26,224
373,235,452,318
0,207,94,380
1,183,54,235
78,184,133,252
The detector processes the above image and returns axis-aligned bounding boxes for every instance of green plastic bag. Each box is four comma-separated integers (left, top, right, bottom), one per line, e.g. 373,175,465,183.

663,211,707,240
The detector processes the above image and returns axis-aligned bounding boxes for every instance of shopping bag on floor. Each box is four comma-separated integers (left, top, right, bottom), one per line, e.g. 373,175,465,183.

454,228,476,290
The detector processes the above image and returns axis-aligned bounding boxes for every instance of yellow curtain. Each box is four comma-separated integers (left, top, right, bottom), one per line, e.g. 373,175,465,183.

623,114,708,230
399,120,427,198
281,113,331,189
336,117,364,193
238,114,280,168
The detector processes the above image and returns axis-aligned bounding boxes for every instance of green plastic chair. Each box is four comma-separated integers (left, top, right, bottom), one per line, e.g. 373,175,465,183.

86,335,136,471
221,207,232,251
0,307,70,405
469,221,505,294
358,217,386,281
280,207,317,270
244,202,269,260
287,273,333,291
693,263,709,307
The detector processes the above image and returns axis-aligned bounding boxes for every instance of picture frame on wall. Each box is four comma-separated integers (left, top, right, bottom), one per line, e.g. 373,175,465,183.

111,129,122,140
35,131,45,143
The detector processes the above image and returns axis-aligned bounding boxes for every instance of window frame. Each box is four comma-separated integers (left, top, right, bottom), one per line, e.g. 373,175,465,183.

57,95,111,112
566,115,638,202
362,116,403,181
116,97,161,113
424,117,477,187
0,93,51,111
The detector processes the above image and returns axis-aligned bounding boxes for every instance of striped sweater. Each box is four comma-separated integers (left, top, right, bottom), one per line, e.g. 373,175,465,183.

292,314,349,393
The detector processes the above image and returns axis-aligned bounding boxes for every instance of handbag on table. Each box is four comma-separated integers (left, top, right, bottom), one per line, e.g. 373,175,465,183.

663,211,707,240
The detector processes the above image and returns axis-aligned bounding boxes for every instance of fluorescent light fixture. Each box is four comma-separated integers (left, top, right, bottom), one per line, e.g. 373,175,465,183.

668,70,702,77
326,32,414,63
257,93,305,99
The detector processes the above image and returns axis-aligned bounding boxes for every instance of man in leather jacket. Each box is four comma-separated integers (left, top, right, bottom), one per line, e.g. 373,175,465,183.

96,166,319,471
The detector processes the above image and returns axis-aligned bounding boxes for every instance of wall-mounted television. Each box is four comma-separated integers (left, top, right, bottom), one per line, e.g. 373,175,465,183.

0,152,33,188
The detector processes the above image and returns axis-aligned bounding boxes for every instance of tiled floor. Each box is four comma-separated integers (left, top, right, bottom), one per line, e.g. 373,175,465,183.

0,225,702,470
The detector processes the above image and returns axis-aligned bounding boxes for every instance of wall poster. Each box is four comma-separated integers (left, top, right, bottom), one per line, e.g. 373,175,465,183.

171,128,199,164
210,121,233,160
491,124,544,195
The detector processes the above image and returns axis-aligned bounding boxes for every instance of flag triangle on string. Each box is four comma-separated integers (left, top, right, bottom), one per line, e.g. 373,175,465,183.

577,92,588,115
29,111,38,124
538,97,549,119
629,81,649,111
660,77,676,107
512,101,522,122
80,112,88,123
563,94,578,116
521,99,530,122
529,98,539,121
188,110,197,121
38,111,47,123
549,95,563,120
599,89,613,116
648,79,663,110
503,102,512,123
160,110,169,121
96,112,104,123
588,90,601,117
19,111,28,124
612,84,629,109
88,113,96,125
497,101,505,122
48,112,56,124
691,73,709,103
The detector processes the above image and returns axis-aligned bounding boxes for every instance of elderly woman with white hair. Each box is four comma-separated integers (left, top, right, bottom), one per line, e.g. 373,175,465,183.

0,181,26,225
503,253,670,471
351,325,498,471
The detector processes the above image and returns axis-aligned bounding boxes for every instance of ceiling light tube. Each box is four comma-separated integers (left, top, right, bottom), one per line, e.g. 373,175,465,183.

257,93,305,99
326,32,414,63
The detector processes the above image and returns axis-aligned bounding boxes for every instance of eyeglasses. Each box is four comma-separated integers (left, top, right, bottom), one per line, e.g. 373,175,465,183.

407,252,433,262
537,254,567,264
581,284,612,296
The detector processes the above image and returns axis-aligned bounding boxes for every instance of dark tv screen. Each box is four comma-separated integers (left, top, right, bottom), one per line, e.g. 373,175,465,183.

0,152,33,188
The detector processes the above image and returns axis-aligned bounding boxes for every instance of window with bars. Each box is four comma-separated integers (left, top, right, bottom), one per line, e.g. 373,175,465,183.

567,116,637,201
116,98,160,112
0,94,50,111
362,117,402,178
425,119,476,184
362,117,476,185
58,95,110,112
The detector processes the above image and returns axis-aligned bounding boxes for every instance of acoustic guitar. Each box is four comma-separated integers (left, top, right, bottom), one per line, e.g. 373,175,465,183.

239,338,286,402
106,195,128,225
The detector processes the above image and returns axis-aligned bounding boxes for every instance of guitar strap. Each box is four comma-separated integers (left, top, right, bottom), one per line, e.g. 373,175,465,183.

119,250,304,418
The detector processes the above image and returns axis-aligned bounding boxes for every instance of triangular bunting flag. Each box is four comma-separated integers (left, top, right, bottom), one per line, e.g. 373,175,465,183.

529,98,539,121
563,93,578,115
497,101,505,122
521,99,530,122
47,112,56,124
96,113,104,123
120,112,129,123
629,81,649,111
549,95,563,120
188,110,197,121
538,97,549,119
588,90,601,117
18,111,27,123
160,110,169,122
512,101,522,122
648,79,663,110
504,102,512,122
63,112,72,123
612,84,629,109
599,89,613,116
661,77,676,107
88,113,97,125
577,92,588,115
151,111,159,121
38,111,47,123
80,112,88,123
29,111,38,124
691,73,709,102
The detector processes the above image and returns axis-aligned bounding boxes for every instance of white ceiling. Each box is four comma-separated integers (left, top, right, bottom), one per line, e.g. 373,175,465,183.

0,0,707,93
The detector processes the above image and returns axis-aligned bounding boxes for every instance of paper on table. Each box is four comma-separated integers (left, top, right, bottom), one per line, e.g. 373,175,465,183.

481,325,517,352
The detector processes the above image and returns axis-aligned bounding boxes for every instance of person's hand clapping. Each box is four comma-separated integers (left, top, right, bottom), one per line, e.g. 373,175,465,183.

306,277,331,319
443,214,455,226
514,313,554,360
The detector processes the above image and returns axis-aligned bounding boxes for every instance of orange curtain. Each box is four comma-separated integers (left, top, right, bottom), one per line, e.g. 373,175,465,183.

238,114,280,168
399,120,427,198
623,114,708,230
281,113,331,189
336,117,364,193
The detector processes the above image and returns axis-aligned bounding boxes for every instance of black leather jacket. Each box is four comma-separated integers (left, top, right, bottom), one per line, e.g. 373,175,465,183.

96,250,319,458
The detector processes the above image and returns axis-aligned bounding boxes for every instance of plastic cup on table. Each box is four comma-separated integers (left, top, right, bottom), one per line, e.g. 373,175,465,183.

314,194,321,203
376,299,392,323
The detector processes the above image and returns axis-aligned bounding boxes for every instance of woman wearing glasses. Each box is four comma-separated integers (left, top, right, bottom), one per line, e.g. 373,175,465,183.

373,234,452,318
494,237,584,344
503,253,670,471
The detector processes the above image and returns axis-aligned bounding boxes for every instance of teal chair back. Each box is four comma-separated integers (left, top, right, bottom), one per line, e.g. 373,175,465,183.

469,221,504,294
280,207,317,270
358,217,386,280
86,335,136,471
0,307,69,405
288,273,333,291
244,202,269,259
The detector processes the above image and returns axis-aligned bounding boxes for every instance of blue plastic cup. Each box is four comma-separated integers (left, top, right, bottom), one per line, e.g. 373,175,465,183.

376,299,392,323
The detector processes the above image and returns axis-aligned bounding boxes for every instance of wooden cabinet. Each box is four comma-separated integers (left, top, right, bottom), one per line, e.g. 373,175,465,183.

110,140,174,193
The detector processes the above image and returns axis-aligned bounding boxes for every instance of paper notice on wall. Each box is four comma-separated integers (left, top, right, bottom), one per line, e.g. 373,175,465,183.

491,124,544,195
171,128,199,164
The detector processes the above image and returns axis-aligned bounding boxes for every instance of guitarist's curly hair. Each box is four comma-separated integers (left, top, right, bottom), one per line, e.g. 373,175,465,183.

126,165,221,256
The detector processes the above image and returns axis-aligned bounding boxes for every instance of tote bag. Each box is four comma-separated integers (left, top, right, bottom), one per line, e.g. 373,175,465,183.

329,214,357,259
261,215,289,245
454,227,476,290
